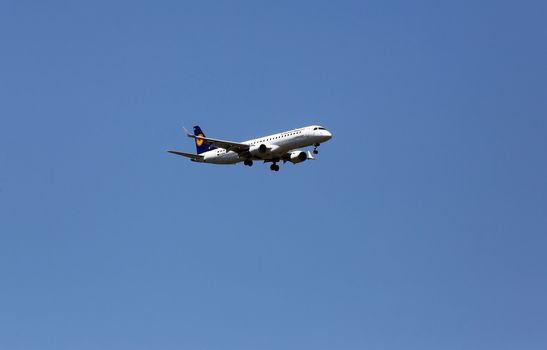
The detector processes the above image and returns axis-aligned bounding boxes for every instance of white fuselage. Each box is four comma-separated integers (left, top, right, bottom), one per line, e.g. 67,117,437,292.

201,125,332,164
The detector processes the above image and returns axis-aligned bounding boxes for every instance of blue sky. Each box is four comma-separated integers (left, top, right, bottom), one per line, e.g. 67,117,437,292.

1,1,546,349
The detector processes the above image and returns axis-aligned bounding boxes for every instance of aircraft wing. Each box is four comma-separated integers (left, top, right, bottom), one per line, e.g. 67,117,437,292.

186,132,250,153
167,150,204,161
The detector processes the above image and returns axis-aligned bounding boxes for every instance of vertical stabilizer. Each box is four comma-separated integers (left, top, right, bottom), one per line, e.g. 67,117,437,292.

193,125,216,154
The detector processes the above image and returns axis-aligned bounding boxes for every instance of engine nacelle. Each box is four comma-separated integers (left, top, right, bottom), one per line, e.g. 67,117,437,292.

249,144,280,158
289,151,308,164
249,143,268,156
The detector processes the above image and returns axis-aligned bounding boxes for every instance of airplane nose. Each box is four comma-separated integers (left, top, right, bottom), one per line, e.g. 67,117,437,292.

324,130,332,140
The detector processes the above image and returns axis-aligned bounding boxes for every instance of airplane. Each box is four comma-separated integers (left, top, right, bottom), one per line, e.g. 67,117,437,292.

168,125,333,171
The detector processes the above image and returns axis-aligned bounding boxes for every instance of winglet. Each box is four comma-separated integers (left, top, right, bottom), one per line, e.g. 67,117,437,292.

183,127,193,137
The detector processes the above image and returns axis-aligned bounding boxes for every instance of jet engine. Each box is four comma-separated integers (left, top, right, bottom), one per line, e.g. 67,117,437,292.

289,151,308,164
249,144,280,158
249,144,268,155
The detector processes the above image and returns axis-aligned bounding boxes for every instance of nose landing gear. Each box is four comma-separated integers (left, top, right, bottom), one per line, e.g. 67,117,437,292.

313,143,320,154
244,159,253,166
270,163,280,171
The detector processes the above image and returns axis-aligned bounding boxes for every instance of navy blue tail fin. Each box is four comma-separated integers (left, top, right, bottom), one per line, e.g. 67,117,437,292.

193,125,215,154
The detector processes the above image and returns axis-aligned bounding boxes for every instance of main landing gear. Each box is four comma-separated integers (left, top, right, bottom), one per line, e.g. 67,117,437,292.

270,163,280,172
313,143,320,154
244,159,253,167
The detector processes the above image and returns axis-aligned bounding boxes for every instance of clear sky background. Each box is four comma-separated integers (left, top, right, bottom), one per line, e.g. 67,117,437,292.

1,1,546,349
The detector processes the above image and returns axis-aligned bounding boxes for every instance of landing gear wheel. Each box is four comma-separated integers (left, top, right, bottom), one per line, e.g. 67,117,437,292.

244,159,253,166
313,143,320,154
270,164,280,172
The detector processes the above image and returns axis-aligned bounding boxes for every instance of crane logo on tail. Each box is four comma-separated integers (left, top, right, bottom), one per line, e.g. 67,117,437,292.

195,134,204,147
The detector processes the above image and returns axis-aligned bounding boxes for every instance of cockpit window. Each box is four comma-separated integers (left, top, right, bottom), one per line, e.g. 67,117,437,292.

314,127,325,130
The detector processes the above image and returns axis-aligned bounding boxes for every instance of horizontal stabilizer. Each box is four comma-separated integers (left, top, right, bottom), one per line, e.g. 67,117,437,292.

167,150,204,161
